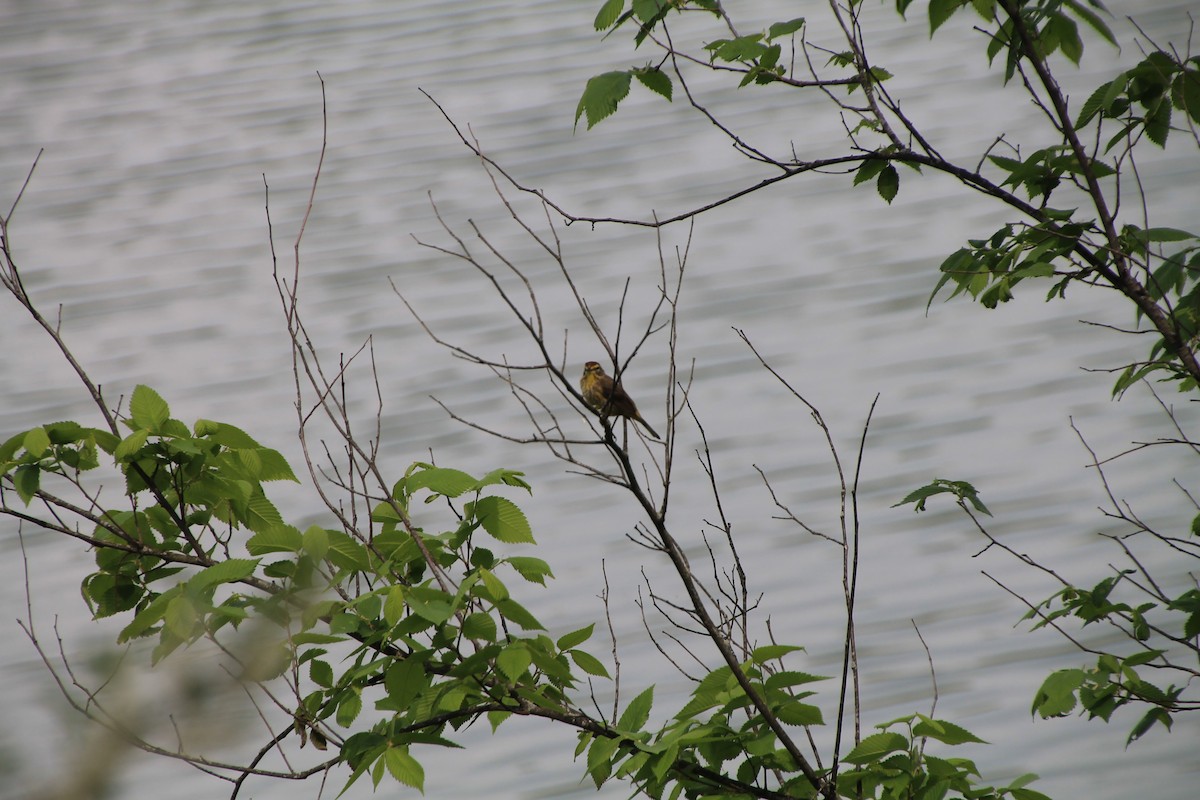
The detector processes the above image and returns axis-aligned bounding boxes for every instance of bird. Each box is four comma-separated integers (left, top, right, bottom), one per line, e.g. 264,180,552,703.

580,361,660,439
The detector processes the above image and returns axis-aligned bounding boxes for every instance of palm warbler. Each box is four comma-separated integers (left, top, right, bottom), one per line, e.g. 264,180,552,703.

580,361,660,438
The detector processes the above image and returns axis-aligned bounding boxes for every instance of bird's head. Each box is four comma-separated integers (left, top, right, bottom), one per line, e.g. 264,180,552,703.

583,361,604,376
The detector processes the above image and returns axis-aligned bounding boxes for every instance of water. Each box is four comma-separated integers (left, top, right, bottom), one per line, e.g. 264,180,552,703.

1,1,1197,798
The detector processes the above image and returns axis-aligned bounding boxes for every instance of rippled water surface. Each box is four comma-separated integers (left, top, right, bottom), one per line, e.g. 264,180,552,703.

2,1,1198,798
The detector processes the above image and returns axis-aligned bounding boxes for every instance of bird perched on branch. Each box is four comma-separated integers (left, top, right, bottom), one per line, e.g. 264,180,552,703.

580,360,660,439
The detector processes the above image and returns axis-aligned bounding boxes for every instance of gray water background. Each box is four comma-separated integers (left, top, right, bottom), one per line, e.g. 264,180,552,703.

1,1,1197,798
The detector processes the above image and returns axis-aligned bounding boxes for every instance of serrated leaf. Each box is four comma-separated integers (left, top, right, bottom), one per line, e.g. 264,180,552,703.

384,746,424,790
337,689,363,727
474,495,534,544
302,525,329,561
383,586,406,627
877,164,899,203
1142,227,1196,242
505,555,553,585
1145,100,1171,147
594,0,624,30
618,685,654,731
478,567,510,601
1175,67,1200,124
118,587,178,642
768,18,806,40
497,643,533,681
775,700,824,726
557,623,595,651
384,656,428,709
1032,669,1085,717
462,611,498,641
247,525,304,554
129,385,170,432
189,558,260,592
1049,13,1083,65
913,716,987,744
1064,0,1116,47
750,644,803,663
576,71,633,130
310,659,333,688
22,427,51,458
1076,81,1111,127
571,649,610,677
634,67,672,100
113,429,150,462
929,0,963,35
843,732,909,764
406,586,454,624
400,466,477,499
13,464,40,505
325,531,370,572
854,157,887,186
497,598,544,630
165,595,198,640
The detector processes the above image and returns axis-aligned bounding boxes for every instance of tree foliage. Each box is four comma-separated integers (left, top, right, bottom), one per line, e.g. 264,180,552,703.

2,0,1198,798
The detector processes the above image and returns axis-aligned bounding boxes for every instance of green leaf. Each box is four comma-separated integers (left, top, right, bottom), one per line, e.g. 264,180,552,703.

325,531,370,572
165,595,199,641
384,746,424,791
474,495,535,544
1145,100,1171,147
13,464,40,505
1076,81,1111,127
310,659,333,688
1049,12,1083,65
466,569,503,606
775,700,824,726
969,0,994,22
854,157,888,186
1064,0,1117,47
1174,66,1200,124
462,611,498,641
497,598,544,630
634,67,672,100
843,732,909,764
383,586,406,627
247,525,304,554
894,478,990,515
767,18,806,41
929,0,964,35
118,586,179,642
384,656,428,710
337,689,363,727
302,525,330,561
129,385,170,432
22,426,51,458
399,465,477,499
913,716,987,744
1032,669,1085,717
571,649,611,677
113,429,150,462
594,0,624,31
765,670,828,689
505,556,553,585
406,585,454,624
497,643,533,681
877,164,899,204
750,644,803,664
557,623,595,651
576,71,633,130
189,558,260,592
1142,227,1196,242
618,685,654,731
587,735,619,788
